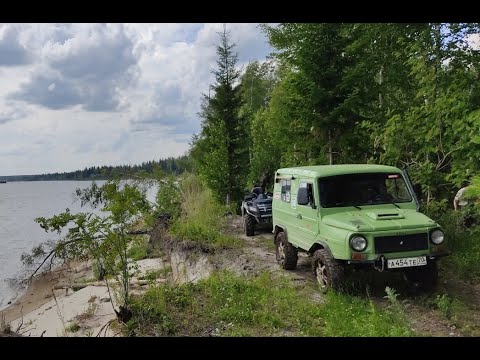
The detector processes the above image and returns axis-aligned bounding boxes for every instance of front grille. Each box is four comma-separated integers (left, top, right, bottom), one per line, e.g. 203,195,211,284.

257,203,272,212
374,233,428,254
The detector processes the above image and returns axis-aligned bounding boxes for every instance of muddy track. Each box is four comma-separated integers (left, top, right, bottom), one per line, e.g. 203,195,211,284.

226,215,479,337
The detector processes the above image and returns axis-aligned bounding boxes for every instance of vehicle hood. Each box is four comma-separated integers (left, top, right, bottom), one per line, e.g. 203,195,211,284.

322,208,437,232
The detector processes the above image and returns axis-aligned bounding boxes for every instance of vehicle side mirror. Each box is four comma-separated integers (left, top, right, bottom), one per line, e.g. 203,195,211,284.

413,183,422,199
297,187,309,205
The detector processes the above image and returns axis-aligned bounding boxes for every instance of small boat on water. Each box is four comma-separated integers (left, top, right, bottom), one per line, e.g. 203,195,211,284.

0,181,6,184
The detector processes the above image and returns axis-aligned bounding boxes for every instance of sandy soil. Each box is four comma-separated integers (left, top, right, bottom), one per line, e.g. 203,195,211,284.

1,257,166,337
1,260,93,325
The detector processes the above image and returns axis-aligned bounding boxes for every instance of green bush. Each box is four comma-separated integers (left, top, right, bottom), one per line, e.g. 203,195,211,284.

423,201,480,280
155,175,182,220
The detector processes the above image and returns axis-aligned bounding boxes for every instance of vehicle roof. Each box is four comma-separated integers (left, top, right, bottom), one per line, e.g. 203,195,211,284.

276,164,402,178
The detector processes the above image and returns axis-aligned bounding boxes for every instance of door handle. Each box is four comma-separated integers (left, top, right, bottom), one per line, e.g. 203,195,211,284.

297,213,302,219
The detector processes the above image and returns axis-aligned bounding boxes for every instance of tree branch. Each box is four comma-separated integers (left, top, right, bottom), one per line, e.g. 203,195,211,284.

27,237,86,283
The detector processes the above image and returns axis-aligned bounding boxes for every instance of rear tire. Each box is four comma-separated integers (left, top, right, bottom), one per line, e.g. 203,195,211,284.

312,248,344,293
244,213,255,237
275,232,298,270
403,261,438,292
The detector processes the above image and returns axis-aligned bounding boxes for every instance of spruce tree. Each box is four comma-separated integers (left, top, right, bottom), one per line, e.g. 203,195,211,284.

192,26,248,205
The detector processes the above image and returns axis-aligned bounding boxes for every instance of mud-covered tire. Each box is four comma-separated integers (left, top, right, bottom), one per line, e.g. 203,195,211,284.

312,248,345,293
275,232,298,270
244,213,255,237
403,261,438,292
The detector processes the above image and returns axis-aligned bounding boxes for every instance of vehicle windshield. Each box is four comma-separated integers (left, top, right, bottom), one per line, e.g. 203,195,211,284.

318,172,413,208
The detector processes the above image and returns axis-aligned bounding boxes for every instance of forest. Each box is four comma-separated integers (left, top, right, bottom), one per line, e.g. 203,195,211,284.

190,23,480,207
0,156,191,182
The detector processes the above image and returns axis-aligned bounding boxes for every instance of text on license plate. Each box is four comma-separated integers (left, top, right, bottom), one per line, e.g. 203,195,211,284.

387,256,427,269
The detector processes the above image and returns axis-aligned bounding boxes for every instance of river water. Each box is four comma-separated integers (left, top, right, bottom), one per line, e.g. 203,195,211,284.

0,180,156,310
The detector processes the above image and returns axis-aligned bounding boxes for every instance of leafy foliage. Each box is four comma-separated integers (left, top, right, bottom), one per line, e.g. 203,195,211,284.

27,180,153,318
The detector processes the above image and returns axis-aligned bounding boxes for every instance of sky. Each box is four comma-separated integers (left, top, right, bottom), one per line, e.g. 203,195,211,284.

0,23,273,176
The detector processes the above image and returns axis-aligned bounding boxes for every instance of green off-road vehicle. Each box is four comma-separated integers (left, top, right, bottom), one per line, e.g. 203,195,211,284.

272,164,448,292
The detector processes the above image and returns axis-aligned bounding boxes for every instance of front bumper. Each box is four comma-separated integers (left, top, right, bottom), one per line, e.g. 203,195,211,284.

345,251,450,270
256,214,272,223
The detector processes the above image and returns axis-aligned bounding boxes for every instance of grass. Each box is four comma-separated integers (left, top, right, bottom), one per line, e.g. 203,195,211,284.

144,269,163,282
422,293,480,336
125,270,413,337
171,221,241,249
128,237,149,261
65,321,81,333
169,174,242,250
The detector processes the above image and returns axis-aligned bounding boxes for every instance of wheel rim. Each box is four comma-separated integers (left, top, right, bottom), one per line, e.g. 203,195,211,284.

315,260,328,288
278,240,285,264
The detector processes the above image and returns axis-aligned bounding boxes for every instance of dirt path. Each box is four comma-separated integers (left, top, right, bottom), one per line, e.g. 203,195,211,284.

226,215,480,337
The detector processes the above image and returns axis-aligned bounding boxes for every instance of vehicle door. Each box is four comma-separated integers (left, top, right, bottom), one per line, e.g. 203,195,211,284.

295,180,319,250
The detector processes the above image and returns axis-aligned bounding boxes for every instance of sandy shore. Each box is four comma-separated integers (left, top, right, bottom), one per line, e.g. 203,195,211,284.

0,258,164,337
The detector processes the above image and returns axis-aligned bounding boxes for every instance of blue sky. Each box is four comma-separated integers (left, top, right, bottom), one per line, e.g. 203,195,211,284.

0,23,273,175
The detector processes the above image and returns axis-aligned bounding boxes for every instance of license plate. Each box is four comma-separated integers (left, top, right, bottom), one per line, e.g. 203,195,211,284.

387,256,427,269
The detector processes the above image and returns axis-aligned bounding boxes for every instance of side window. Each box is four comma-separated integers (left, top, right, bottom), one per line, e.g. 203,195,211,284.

281,179,291,203
307,183,315,207
298,182,315,207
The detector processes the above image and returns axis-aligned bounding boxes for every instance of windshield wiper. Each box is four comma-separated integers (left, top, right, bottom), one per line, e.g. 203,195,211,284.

388,200,401,209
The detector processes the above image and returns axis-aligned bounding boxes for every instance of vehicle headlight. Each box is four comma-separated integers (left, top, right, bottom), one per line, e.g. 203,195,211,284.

248,206,257,213
430,229,445,245
350,235,367,252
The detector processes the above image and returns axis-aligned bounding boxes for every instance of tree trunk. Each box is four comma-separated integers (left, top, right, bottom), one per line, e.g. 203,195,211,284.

378,65,384,108
328,129,334,165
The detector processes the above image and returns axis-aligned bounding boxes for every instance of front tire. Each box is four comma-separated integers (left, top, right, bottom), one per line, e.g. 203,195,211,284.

403,261,438,291
244,213,255,237
275,232,298,270
312,249,344,293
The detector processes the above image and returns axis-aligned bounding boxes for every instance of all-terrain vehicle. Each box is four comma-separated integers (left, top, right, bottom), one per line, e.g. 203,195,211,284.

272,164,449,292
241,186,273,236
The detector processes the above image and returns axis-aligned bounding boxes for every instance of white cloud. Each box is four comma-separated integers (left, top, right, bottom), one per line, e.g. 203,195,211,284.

10,24,139,111
467,33,480,50
0,23,272,175
0,25,32,66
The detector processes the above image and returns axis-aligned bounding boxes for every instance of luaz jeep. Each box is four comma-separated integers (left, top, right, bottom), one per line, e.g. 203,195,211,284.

272,164,448,292
241,186,273,236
